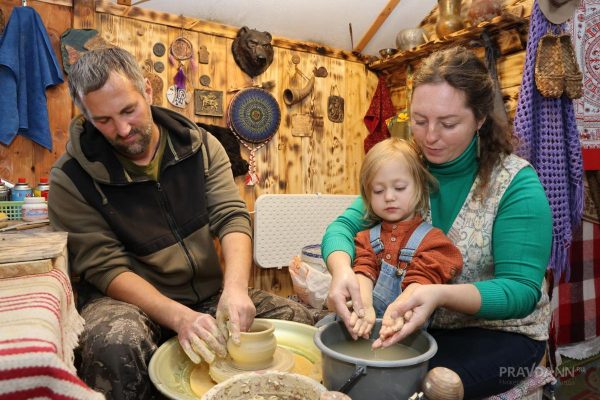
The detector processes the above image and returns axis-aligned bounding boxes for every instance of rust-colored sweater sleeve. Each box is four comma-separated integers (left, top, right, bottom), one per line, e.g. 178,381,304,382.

402,227,463,287
352,230,378,283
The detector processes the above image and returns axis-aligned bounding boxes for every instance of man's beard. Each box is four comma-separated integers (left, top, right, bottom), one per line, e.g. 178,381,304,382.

110,123,153,158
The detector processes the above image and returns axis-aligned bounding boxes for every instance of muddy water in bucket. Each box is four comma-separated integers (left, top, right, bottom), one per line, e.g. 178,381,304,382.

314,319,437,399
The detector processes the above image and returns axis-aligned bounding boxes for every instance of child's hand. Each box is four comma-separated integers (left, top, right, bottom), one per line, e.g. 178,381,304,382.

349,306,376,339
377,310,413,345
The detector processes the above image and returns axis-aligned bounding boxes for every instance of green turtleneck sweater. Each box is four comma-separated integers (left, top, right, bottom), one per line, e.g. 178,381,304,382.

322,138,552,319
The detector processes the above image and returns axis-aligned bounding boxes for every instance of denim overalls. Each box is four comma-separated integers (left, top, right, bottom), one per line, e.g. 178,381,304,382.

371,221,433,317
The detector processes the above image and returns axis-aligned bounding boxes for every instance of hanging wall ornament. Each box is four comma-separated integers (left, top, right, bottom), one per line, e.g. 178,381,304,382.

227,88,281,186
198,45,210,64
153,61,165,73
60,29,113,74
166,85,187,108
170,36,193,61
314,66,328,78
142,61,163,106
194,89,223,117
328,85,344,123
168,35,197,92
153,42,166,57
200,74,211,87
146,73,164,106
283,69,315,106
231,26,274,78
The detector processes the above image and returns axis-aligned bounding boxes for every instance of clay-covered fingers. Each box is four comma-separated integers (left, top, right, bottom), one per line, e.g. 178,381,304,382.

353,318,373,339
377,314,397,341
215,289,256,346
348,310,359,328
347,311,360,340
180,339,202,364
179,332,223,365
216,311,230,345
388,316,405,333
204,326,227,358
191,335,215,364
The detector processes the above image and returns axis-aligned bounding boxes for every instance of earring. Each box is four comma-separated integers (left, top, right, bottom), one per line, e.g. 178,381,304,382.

476,130,481,159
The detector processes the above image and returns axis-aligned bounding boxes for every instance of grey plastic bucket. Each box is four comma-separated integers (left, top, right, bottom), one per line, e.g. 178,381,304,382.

314,319,437,400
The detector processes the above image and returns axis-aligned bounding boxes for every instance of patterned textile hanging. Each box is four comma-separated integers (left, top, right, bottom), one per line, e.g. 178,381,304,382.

513,1,583,281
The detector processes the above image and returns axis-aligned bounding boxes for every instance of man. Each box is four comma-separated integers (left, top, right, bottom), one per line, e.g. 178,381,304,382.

48,47,314,399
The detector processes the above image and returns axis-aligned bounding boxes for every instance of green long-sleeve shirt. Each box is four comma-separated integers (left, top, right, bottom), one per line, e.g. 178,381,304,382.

322,138,552,320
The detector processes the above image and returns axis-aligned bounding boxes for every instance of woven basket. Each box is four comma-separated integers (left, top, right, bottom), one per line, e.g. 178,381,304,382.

535,33,564,98
559,34,583,100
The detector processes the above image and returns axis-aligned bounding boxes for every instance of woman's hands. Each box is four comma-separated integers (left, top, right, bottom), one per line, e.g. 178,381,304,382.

326,251,365,340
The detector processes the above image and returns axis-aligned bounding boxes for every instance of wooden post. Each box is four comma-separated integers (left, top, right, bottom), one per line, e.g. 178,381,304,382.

73,0,95,29
354,0,401,53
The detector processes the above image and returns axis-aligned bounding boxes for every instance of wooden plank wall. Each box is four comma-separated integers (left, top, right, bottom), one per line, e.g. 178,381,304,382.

0,0,378,297
90,4,378,296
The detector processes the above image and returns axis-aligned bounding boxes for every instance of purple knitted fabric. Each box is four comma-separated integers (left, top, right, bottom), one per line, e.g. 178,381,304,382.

513,1,583,281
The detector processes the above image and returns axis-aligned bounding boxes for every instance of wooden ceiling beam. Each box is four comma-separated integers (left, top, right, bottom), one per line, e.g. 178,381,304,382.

354,0,401,53
116,0,131,6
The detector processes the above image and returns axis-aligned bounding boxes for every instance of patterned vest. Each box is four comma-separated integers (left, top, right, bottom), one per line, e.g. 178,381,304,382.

429,154,551,341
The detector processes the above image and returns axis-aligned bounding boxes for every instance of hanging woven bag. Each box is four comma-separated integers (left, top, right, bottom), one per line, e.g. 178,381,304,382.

534,32,564,98
559,33,583,99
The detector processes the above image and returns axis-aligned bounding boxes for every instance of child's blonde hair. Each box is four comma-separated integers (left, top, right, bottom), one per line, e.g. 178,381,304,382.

360,138,437,223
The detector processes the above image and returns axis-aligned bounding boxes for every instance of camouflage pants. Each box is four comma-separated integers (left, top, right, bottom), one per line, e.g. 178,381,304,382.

77,288,315,400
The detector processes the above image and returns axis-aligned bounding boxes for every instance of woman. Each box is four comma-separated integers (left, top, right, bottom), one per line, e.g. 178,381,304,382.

322,46,553,399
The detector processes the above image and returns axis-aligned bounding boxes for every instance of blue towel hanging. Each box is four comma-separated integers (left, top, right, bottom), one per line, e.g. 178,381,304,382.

0,6,64,150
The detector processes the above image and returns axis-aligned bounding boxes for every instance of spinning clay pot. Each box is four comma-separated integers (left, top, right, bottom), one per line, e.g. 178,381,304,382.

227,319,277,371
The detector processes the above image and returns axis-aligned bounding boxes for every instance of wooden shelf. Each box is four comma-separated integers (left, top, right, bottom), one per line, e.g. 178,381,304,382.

368,13,527,73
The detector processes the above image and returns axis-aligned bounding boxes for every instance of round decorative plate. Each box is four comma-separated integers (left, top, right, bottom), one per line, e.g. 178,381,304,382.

153,42,166,57
200,74,211,87
148,319,321,400
153,61,165,73
227,88,281,144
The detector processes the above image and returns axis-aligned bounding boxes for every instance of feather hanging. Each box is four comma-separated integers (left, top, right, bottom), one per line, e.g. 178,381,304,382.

174,65,186,89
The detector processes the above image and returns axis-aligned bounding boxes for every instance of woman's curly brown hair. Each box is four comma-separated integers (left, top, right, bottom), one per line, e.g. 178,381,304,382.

412,46,513,198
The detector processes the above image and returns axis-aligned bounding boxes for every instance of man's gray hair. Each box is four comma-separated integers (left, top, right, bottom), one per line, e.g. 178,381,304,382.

68,47,146,116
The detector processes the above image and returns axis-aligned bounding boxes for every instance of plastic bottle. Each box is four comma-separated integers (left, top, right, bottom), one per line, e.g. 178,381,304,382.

0,180,9,201
21,197,48,222
10,178,32,201
34,177,50,201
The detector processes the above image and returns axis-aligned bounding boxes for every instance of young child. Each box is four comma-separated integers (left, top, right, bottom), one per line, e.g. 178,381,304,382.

349,138,463,339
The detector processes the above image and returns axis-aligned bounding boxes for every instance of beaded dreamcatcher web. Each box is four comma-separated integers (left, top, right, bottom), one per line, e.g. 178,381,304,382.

227,88,281,186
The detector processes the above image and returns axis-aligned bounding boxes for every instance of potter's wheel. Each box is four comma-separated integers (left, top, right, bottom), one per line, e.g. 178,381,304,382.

149,319,322,400
208,345,295,383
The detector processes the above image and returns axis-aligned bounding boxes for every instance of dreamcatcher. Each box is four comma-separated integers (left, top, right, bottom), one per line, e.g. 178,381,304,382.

227,88,281,186
166,27,197,108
